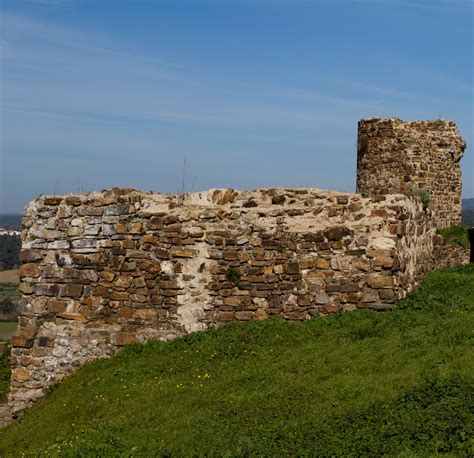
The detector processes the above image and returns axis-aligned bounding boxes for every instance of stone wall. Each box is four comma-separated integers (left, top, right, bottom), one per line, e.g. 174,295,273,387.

5,116,469,419
9,187,437,414
431,235,470,269
357,118,466,229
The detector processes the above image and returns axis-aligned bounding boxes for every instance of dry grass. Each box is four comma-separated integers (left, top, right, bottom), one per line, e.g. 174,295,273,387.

0,270,19,284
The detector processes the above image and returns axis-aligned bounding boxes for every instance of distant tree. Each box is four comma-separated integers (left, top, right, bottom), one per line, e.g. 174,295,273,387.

0,298,15,315
0,235,21,270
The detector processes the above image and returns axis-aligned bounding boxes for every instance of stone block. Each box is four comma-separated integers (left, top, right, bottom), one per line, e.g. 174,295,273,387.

43,197,63,206
314,291,330,304
19,249,43,263
325,227,351,241
224,297,241,306
283,311,308,321
159,280,180,289
319,303,340,314
129,222,143,234
218,311,235,321
115,223,128,234
122,239,135,249
12,368,31,382
235,311,255,321
110,291,129,301
170,248,195,258
315,258,330,269
10,329,36,348
360,290,379,303
367,274,394,289
284,262,300,274
139,261,161,274
19,263,41,278
115,275,132,289
133,309,154,320
47,299,67,314
56,312,86,321
153,248,171,259
60,284,83,298
65,196,83,206
19,283,34,294
100,271,116,281
254,308,268,320
113,332,138,346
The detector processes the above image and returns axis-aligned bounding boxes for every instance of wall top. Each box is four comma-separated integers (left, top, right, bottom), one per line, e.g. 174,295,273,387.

26,186,410,213
359,117,466,146
23,187,418,238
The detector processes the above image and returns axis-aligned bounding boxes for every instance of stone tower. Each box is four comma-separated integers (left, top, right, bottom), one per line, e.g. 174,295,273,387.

356,118,466,228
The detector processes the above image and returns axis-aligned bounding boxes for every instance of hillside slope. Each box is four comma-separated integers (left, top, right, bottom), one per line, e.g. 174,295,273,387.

0,265,473,456
463,198,474,211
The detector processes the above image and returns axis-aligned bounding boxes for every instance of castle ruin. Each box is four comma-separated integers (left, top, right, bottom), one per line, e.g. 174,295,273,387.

5,118,469,418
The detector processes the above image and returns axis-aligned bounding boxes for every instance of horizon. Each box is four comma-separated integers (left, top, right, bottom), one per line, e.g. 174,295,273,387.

1,0,473,213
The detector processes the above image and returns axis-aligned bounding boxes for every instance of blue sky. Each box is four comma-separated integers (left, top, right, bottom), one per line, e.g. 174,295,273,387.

1,0,472,213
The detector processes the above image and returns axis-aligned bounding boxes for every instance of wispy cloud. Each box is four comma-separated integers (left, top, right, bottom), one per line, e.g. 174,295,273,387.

1,9,472,212
349,0,473,12
14,0,76,6
3,12,468,134
2,13,382,131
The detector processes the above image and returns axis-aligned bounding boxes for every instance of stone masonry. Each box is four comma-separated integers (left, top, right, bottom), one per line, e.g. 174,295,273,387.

5,117,469,418
357,118,466,228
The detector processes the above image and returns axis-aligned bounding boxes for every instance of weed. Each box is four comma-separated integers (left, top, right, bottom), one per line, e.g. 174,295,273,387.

410,186,431,210
276,243,287,253
226,268,241,285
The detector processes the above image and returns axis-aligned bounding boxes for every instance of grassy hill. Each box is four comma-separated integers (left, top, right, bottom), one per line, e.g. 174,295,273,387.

0,265,473,456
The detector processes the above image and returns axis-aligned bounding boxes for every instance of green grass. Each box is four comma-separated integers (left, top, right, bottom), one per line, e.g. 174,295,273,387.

0,265,473,456
0,348,10,402
410,186,431,210
0,284,19,303
0,322,17,340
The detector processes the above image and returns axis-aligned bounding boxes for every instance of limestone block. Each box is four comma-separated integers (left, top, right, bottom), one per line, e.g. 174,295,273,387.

10,329,36,348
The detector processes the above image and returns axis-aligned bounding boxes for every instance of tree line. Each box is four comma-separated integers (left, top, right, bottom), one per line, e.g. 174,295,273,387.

0,235,21,271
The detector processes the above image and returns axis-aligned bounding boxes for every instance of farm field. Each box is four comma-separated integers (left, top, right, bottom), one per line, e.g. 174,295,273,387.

0,322,17,340
0,270,20,323
0,264,472,456
0,270,19,284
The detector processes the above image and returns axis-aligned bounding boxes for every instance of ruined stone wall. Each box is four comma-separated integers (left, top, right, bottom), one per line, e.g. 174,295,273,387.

9,187,436,414
357,118,466,229
431,235,470,269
